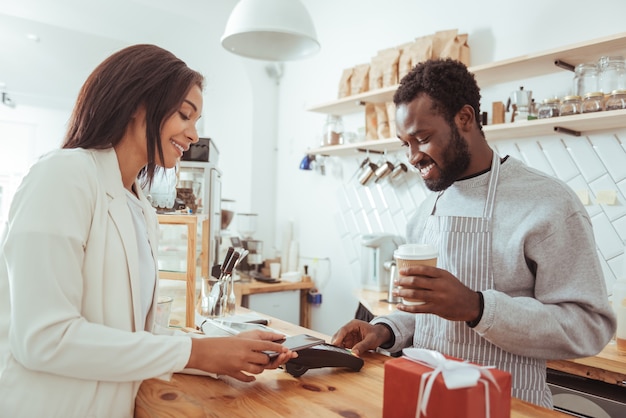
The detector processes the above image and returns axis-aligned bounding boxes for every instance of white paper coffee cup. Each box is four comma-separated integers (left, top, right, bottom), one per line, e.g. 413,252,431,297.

393,244,438,306
269,262,281,279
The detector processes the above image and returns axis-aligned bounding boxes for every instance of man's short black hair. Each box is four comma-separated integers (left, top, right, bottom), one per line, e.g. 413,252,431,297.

393,58,483,129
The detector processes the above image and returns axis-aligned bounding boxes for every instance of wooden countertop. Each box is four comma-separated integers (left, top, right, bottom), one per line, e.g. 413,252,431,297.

235,278,315,328
358,289,626,387
136,309,569,417
235,278,315,296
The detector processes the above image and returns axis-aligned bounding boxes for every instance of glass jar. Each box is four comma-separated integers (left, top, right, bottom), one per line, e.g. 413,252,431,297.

605,89,626,111
559,95,582,116
537,98,560,119
321,115,344,146
598,55,626,95
581,92,604,113
573,63,599,97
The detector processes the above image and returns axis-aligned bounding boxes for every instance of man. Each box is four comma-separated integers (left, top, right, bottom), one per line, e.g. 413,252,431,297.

331,59,615,408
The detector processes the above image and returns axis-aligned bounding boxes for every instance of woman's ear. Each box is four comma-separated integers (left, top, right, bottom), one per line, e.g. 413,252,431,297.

455,104,476,132
131,105,147,121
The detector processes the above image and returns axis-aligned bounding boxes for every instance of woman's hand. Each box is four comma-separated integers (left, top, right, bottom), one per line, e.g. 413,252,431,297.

186,330,297,382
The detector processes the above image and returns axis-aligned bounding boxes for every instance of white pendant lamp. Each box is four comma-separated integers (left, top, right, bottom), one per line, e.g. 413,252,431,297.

221,0,320,61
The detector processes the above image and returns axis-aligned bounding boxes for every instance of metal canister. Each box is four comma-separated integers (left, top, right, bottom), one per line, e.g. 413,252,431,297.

358,162,379,185
374,161,394,182
390,163,408,181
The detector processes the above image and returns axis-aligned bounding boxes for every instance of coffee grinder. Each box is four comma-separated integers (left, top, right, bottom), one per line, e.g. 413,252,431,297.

217,199,236,269
235,213,264,275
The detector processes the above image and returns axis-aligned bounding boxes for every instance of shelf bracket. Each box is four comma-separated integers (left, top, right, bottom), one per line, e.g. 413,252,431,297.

554,126,581,137
356,148,385,154
554,59,575,72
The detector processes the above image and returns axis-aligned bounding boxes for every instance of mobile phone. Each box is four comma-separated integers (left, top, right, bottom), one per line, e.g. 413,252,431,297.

264,334,325,359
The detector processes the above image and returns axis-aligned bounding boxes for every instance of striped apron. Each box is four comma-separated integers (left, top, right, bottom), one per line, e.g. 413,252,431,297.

412,151,551,407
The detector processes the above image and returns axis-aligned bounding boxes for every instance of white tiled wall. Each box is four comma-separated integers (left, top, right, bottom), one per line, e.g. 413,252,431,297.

335,129,626,294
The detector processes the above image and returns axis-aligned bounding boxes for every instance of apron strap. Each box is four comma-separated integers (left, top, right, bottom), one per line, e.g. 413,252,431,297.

430,150,501,218
483,150,501,219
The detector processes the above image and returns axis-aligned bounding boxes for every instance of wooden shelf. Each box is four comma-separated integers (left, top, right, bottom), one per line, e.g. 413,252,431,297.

308,85,397,116
308,32,626,116
306,138,399,157
305,109,626,156
471,31,626,87
484,108,626,140
157,214,202,328
306,32,626,157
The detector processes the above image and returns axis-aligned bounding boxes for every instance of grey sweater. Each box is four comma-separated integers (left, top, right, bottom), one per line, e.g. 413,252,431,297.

373,156,616,403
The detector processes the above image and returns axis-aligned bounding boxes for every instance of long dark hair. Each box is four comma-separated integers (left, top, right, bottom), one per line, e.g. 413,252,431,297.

63,44,204,185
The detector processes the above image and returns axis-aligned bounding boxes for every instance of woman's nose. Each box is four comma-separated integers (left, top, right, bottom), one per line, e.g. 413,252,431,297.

187,126,200,143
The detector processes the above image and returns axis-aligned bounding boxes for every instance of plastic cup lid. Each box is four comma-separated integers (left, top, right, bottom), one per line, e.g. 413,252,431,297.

394,244,438,260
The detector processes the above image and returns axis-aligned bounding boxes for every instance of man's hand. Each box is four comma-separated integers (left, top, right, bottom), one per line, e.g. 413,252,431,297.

331,320,392,357
395,264,481,322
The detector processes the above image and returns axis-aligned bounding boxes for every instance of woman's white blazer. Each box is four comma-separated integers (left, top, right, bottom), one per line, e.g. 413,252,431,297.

0,148,191,418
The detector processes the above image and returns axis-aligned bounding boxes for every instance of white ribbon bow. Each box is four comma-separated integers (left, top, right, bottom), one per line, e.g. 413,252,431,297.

402,348,501,418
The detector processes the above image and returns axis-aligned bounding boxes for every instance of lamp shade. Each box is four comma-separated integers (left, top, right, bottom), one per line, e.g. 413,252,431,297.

221,0,320,61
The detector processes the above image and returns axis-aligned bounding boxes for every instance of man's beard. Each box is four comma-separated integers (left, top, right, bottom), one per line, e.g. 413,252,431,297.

424,123,471,192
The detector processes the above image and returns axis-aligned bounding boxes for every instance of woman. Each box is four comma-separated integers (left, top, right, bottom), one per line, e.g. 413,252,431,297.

0,44,294,417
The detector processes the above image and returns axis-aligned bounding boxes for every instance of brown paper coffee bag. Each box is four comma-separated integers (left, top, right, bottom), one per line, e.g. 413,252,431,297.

338,67,353,98
432,29,458,59
351,63,370,95
375,103,390,139
397,42,415,82
458,34,471,66
399,35,433,81
369,54,385,91
381,48,401,87
365,103,378,140
440,33,471,66
386,102,397,139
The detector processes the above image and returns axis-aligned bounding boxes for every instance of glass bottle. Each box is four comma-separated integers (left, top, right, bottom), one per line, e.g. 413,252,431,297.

598,55,626,95
537,98,560,119
559,95,582,116
322,115,344,146
581,92,604,113
605,89,626,111
573,63,599,97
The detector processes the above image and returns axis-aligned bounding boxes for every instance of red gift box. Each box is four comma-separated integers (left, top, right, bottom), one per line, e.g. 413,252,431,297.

383,349,511,418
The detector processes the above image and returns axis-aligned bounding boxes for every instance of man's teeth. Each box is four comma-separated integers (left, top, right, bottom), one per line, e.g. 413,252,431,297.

419,163,434,176
170,140,184,153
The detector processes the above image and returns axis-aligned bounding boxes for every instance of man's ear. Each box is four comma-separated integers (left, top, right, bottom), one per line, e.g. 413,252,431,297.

456,104,476,132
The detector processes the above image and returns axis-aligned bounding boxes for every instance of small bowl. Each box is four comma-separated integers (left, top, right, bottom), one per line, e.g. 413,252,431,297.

280,271,301,282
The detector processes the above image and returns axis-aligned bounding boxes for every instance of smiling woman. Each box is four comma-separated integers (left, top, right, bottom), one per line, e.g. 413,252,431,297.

0,43,296,418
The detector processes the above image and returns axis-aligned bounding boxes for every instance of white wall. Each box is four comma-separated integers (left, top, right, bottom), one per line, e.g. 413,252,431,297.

0,104,69,237
273,0,626,335
3,0,626,337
